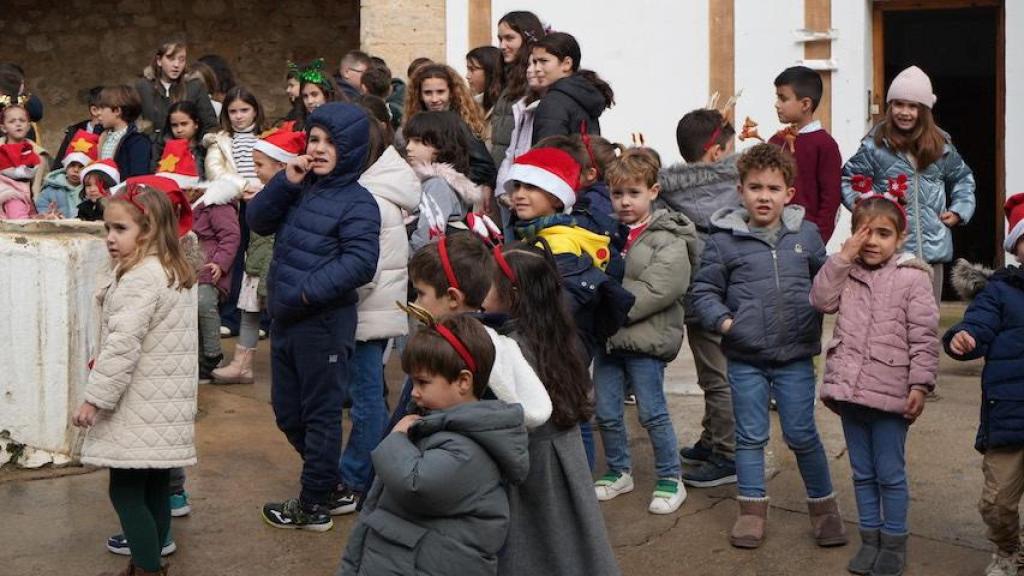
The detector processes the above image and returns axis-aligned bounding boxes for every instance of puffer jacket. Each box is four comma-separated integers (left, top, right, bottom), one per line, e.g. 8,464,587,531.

134,74,219,137
488,92,515,168
35,167,81,218
531,74,607,144
81,256,198,468
247,103,381,322
203,130,260,200
356,146,422,341
192,182,241,298
812,253,939,415
607,210,699,361
944,264,1024,452
340,401,530,576
691,205,827,364
98,124,150,179
841,126,976,263
409,162,482,253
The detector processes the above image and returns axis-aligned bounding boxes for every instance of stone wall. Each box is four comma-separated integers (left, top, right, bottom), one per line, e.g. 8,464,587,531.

361,0,446,81
0,0,360,153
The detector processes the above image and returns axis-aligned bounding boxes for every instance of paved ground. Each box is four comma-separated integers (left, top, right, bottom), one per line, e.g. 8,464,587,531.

0,304,999,575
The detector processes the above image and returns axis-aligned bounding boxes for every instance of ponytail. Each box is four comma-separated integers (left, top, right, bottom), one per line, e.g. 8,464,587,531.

577,69,615,110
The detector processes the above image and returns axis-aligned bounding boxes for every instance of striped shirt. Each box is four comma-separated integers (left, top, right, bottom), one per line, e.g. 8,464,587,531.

231,127,258,179
100,127,127,160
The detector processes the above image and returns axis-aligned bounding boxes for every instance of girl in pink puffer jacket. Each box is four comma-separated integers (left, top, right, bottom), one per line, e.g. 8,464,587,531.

810,193,939,576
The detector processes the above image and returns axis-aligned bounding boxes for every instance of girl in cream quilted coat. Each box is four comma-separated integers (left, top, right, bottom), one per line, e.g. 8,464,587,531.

73,183,198,576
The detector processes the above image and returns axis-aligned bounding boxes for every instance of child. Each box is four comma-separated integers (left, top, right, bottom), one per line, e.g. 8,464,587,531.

842,66,975,303
340,315,529,575
77,159,121,222
35,130,97,217
657,108,739,488
0,101,49,218
72,182,197,576
292,60,337,131
812,194,938,576
768,66,842,244
944,192,1024,576
248,102,380,531
213,128,306,384
54,86,104,165
154,101,207,179
405,111,482,252
592,149,696,515
96,85,151,179
690,143,844,549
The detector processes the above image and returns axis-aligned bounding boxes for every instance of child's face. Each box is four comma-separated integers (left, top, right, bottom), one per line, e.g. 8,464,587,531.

252,149,286,185
412,279,458,318
420,78,451,112
157,49,187,82
511,182,562,220
169,111,198,141
66,163,84,186
466,59,486,95
409,369,472,411
84,174,104,200
856,215,905,267
96,106,122,129
1,107,30,141
611,178,660,226
227,99,256,131
306,126,337,175
405,137,438,166
530,47,573,89
775,84,810,124
104,203,142,262
497,22,522,64
286,78,301,102
890,100,920,132
738,168,795,228
302,84,327,113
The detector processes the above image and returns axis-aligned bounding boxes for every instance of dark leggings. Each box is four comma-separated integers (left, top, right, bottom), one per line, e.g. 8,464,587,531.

109,468,171,572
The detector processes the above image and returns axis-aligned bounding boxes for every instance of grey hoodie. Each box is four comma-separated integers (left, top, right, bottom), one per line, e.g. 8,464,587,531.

657,154,741,236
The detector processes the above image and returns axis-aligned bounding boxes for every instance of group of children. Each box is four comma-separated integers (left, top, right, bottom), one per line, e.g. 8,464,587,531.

5,9,1021,576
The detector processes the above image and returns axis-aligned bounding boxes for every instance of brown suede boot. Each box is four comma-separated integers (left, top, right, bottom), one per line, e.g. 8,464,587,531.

211,345,255,384
730,496,769,548
807,493,848,547
97,560,134,576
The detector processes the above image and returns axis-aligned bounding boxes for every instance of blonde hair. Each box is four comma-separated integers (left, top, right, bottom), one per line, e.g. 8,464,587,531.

405,64,486,137
107,187,196,289
605,148,661,188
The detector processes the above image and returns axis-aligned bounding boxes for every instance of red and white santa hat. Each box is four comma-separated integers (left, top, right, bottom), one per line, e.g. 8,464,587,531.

1005,192,1024,255
504,147,581,214
63,130,100,168
80,159,121,187
253,128,307,163
154,139,201,188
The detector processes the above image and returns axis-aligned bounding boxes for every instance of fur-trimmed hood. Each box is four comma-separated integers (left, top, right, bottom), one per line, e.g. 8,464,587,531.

412,161,482,207
192,177,239,209
952,258,1024,300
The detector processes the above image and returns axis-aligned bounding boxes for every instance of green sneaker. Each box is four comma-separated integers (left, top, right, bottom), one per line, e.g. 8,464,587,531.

649,478,687,514
594,470,634,501
170,491,191,517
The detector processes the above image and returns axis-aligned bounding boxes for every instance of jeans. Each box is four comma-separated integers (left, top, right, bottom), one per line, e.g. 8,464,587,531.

198,284,223,359
838,402,909,535
168,467,186,495
338,339,389,493
728,358,833,499
594,350,681,479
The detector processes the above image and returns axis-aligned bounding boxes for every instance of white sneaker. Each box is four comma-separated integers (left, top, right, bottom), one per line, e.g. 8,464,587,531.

594,471,634,501
984,552,1017,576
648,477,687,514
219,325,231,337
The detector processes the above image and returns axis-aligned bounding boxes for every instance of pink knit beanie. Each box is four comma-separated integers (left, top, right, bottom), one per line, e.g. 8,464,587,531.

886,66,937,109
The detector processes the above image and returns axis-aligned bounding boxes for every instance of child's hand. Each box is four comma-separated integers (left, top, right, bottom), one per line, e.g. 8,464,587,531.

72,402,99,428
839,225,871,262
393,414,422,434
940,211,961,227
203,263,223,283
720,318,734,334
903,389,927,422
949,330,976,355
241,180,264,202
286,155,313,184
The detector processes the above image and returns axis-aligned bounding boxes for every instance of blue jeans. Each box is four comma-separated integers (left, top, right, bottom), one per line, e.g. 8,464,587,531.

338,339,389,493
838,402,909,535
595,350,681,479
728,358,833,499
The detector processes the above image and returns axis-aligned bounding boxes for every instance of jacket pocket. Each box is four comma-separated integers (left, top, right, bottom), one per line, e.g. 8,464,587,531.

359,508,428,574
868,345,910,368
724,302,764,352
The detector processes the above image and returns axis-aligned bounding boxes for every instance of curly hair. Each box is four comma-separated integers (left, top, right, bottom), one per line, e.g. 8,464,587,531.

736,143,796,188
404,64,486,137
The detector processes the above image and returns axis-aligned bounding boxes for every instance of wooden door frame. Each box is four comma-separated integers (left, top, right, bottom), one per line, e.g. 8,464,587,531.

871,0,1006,265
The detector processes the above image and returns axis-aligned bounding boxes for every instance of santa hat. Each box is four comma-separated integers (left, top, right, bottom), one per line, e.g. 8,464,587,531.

503,147,581,214
120,175,194,237
887,66,937,109
63,130,99,168
0,142,41,170
154,139,200,188
1005,192,1024,254
81,159,121,188
253,129,307,163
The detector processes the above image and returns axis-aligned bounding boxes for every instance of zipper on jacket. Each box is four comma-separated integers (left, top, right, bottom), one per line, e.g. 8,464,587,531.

771,249,784,347
913,172,924,259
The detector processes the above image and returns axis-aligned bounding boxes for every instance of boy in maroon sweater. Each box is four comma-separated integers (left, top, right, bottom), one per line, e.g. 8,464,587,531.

769,66,842,244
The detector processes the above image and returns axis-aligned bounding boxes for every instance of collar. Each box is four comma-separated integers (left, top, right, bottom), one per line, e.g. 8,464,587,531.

799,120,822,135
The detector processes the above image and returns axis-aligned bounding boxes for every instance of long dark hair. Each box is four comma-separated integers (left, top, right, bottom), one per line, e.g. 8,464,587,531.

494,241,593,427
498,11,545,102
357,94,395,154
197,54,237,97
403,111,470,174
164,100,201,144
292,74,338,131
534,32,615,109
219,86,265,134
466,46,504,113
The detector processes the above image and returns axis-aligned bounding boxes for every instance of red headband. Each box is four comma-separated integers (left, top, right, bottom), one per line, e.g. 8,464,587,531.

579,122,599,176
852,174,908,221
433,323,477,373
123,185,147,214
437,235,460,291
702,124,724,152
465,213,516,286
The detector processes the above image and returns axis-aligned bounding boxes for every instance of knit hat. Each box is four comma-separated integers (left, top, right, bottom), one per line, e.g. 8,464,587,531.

155,139,200,188
81,159,121,188
63,130,99,168
1005,192,1024,255
121,175,194,237
504,147,581,214
253,128,307,163
887,66,937,109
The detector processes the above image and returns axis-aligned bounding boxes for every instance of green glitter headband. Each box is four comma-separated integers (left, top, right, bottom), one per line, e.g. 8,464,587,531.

297,58,326,85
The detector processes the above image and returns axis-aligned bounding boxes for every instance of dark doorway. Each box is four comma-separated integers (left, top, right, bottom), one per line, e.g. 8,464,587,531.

882,5,999,298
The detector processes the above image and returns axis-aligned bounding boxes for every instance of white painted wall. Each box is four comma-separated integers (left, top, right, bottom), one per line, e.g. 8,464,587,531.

1006,1,1023,265
445,0,471,78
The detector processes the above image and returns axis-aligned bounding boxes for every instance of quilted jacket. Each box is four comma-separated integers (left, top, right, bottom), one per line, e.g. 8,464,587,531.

203,130,261,201
409,162,482,253
81,256,199,469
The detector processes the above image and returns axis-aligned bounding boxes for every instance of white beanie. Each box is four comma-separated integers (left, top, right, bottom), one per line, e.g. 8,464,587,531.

887,66,937,109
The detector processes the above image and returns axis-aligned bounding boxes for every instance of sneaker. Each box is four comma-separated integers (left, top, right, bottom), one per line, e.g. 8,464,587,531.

106,532,176,556
328,485,360,516
219,325,231,337
594,471,634,501
258,329,268,340
623,393,637,406
984,552,1017,576
648,477,687,514
261,498,333,532
679,441,713,465
170,491,191,517
682,455,738,488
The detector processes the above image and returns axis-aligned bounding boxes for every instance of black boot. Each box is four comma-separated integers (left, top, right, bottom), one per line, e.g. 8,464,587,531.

872,532,908,576
847,529,880,574
199,354,224,382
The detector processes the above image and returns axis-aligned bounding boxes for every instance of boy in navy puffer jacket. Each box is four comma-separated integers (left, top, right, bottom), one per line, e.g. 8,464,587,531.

248,102,381,532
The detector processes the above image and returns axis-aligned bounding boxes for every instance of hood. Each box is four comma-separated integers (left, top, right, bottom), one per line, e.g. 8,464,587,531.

538,224,612,270
951,258,993,300
710,204,806,235
660,155,739,193
359,146,421,212
193,177,239,208
413,161,483,206
647,208,698,238
549,74,607,119
305,102,370,188
412,401,529,484
894,253,933,274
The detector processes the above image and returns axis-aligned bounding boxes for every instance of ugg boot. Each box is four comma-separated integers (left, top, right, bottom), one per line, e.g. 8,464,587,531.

872,532,908,576
807,493,848,546
847,528,880,575
211,345,255,384
730,496,769,548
